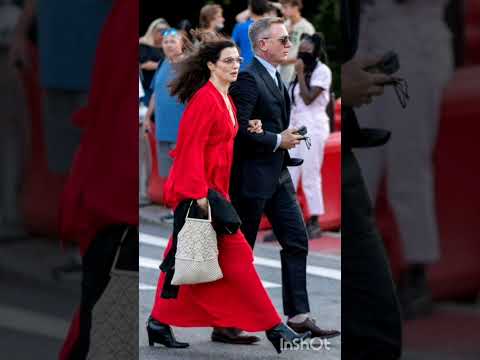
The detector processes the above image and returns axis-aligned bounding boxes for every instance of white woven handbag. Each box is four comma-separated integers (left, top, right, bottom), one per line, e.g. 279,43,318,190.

87,228,138,360
171,201,223,285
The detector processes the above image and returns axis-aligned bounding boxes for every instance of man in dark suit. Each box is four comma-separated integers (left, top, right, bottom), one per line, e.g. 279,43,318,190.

341,1,402,359
229,17,340,339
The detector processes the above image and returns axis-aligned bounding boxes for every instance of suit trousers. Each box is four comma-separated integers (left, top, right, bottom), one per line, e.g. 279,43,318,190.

231,169,310,317
342,148,402,360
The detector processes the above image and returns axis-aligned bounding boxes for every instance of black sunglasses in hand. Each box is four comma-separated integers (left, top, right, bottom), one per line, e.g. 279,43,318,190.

381,77,410,109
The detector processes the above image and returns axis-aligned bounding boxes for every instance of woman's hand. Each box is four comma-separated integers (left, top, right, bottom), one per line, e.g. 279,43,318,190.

294,59,305,75
248,119,263,134
196,197,209,217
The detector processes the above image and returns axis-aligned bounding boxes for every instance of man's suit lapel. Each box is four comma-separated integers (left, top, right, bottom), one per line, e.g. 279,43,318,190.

282,83,290,128
252,58,289,128
252,58,284,103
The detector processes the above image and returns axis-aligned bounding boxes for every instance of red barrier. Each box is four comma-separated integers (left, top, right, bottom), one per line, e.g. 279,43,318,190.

378,66,480,300
319,132,341,230
20,46,66,238
260,131,341,231
334,98,341,132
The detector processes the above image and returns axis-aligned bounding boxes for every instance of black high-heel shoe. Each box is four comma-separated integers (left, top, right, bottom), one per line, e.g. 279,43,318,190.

266,323,311,354
146,316,189,348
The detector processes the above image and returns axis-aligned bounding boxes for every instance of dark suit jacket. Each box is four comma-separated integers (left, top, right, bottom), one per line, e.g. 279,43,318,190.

342,0,391,149
229,57,293,199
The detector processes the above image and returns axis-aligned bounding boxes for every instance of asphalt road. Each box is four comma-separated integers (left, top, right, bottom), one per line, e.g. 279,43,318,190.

139,222,342,360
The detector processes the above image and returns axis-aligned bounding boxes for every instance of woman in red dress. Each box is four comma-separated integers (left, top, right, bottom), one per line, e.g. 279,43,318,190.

147,38,310,354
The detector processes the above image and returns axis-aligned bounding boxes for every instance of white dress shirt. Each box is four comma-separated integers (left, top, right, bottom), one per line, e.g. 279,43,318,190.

254,55,283,151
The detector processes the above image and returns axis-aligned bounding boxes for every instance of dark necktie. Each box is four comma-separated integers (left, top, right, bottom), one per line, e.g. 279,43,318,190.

275,71,283,91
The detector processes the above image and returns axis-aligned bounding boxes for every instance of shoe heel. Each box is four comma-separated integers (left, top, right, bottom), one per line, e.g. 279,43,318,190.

266,333,282,354
147,328,154,347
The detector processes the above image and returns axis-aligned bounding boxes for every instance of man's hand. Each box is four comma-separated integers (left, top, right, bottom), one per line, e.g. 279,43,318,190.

248,119,263,134
341,56,393,107
280,128,302,150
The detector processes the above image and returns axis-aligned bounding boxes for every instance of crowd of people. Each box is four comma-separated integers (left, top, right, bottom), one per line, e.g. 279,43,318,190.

139,0,341,354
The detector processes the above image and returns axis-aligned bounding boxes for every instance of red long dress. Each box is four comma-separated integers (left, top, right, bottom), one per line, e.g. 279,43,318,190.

151,81,282,332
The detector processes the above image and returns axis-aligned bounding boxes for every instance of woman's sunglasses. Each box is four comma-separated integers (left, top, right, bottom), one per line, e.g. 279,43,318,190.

161,28,179,36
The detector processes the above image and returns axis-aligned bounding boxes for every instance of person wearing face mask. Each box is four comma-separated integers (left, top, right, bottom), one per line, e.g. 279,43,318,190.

286,33,331,239
355,0,453,320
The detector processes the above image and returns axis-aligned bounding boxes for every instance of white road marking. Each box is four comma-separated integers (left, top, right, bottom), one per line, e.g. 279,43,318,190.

0,304,70,340
139,233,341,281
139,283,156,291
139,279,280,290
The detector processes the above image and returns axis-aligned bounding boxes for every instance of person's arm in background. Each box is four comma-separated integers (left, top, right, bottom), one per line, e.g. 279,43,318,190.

235,8,250,23
144,94,155,133
9,0,36,68
295,60,323,105
232,23,240,47
139,44,160,71
140,61,159,71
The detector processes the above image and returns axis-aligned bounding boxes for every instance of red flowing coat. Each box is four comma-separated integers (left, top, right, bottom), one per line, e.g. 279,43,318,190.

151,81,281,331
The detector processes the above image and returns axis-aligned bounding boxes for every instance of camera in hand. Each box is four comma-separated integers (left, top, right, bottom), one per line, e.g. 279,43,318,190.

294,126,311,150
364,50,400,75
364,51,409,108
296,125,308,137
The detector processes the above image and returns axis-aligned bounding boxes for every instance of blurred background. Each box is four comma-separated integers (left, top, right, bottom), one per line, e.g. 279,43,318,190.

0,0,119,358
352,1,480,359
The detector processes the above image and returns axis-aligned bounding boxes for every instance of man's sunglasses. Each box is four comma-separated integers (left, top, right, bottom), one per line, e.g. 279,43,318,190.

261,35,292,46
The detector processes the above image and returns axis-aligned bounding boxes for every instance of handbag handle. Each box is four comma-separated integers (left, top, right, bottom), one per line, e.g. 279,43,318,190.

110,226,131,274
185,199,212,222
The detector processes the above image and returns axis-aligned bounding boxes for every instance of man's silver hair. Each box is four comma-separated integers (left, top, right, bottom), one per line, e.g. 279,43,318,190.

248,17,285,52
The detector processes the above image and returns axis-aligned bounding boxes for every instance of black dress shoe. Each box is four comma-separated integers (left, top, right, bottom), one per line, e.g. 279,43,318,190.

286,157,304,167
263,231,277,242
397,264,433,320
287,318,340,339
146,316,189,348
306,221,323,239
211,327,261,345
265,323,311,354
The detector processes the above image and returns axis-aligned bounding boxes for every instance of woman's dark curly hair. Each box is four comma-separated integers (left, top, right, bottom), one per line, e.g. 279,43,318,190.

169,37,238,103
